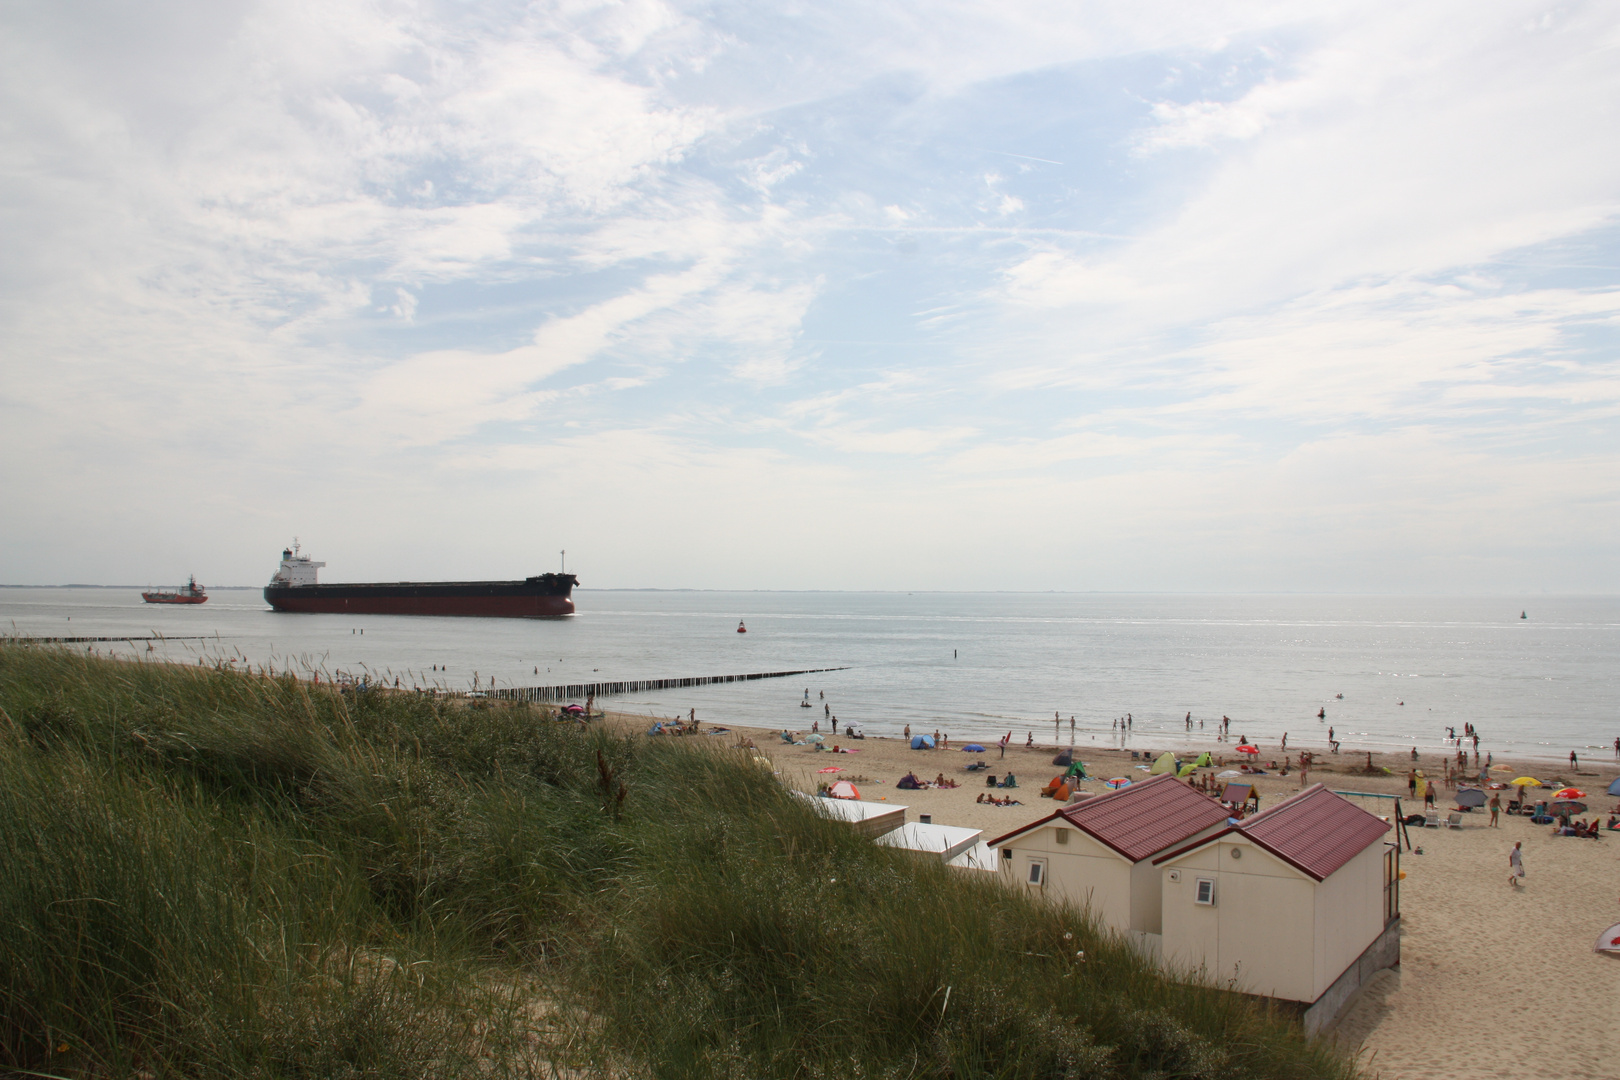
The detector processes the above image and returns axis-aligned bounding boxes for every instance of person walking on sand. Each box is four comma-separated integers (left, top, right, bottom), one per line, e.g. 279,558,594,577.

1489,793,1501,827
999,732,1009,759
1508,841,1524,887
1570,750,1578,770
1026,731,1034,748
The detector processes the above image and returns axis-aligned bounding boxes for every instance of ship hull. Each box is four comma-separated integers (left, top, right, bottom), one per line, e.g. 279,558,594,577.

143,594,208,605
264,578,575,618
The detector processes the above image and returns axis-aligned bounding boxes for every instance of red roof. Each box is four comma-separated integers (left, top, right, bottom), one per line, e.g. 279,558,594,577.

1236,784,1390,881
989,773,1229,862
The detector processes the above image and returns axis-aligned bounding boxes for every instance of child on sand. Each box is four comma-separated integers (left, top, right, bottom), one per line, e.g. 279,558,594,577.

1508,842,1524,887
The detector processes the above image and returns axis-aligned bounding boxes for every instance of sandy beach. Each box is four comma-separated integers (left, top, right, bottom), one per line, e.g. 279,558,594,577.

612,708,1620,1079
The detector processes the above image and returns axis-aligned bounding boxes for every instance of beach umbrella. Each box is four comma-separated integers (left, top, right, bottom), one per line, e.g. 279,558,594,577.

1454,788,1487,808
806,733,825,743
1105,777,1131,789
1550,800,1587,816
1553,788,1586,799
1510,777,1542,788
1236,745,1259,755
1177,764,1198,778
817,766,841,773
1609,777,1620,797
1216,770,1243,780
1594,923,1620,955
828,780,860,799
962,744,987,753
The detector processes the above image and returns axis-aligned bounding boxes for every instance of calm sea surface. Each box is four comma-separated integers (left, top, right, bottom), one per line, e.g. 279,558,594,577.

3,588,1616,763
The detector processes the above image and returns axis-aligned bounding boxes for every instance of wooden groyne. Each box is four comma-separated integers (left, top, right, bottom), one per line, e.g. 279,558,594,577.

493,667,848,703
3,635,213,644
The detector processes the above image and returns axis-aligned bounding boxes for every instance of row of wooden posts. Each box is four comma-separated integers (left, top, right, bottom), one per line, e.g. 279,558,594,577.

492,666,848,703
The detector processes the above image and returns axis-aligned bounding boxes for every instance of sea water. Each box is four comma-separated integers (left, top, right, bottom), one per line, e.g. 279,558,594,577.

3,588,1616,763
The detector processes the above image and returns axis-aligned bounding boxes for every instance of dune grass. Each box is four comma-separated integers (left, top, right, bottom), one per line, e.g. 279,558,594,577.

0,645,1363,1078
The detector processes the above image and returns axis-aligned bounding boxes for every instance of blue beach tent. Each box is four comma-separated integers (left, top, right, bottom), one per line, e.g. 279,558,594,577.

1608,776,1620,797
962,743,986,752
911,735,935,750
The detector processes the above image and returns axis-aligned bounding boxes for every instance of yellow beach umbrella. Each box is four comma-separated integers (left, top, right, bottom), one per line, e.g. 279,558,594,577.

1510,777,1542,787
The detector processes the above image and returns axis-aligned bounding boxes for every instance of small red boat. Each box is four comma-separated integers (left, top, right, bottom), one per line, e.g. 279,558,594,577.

737,620,747,633
143,575,208,605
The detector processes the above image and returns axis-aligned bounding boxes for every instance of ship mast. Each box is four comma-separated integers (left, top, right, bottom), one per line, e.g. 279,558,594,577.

560,550,566,574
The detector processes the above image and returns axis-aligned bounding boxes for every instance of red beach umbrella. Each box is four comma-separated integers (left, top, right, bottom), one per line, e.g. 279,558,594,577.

1236,745,1259,755
1553,787,1585,799
817,766,841,773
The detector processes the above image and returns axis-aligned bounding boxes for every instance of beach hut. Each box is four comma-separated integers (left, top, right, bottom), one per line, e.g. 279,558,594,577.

877,822,984,866
790,791,905,839
1153,784,1399,1035
987,774,1230,946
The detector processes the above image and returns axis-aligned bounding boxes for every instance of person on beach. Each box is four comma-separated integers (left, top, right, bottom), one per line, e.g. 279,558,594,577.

832,716,838,734
1489,793,1501,826
904,725,911,740
1508,841,1524,886
999,732,1009,759
1026,732,1034,748
933,729,942,748
1570,750,1578,770
1281,732,1288,751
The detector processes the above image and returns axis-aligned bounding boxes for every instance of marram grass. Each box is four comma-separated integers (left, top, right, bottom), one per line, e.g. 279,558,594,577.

0,645,1363,1079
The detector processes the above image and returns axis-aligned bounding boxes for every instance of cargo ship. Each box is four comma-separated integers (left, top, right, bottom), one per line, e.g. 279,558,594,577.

143,575,208,605
263,544,576,617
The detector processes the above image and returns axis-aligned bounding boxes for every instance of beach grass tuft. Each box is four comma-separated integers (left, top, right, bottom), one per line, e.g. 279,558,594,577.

0,644,1361,1078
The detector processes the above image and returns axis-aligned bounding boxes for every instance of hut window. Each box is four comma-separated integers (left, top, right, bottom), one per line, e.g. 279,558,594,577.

1055,829,1069,845
1027,858,1046,886
1194,878,1216,905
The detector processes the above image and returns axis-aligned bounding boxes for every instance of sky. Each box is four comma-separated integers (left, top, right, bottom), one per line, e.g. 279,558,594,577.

2,0,1618,592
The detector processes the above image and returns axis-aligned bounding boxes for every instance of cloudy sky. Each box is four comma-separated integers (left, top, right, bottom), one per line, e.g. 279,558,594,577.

3,0,1617,591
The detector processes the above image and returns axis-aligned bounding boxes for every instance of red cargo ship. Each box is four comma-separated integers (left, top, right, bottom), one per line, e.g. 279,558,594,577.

262,544,576,618
143,575,208,605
